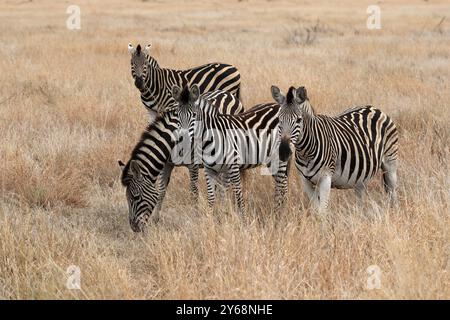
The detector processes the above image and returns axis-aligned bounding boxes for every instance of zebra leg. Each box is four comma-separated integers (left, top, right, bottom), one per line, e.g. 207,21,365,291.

187,164,200,204
381,160,398,204
204,168,218,213
273,161,289,211
300,176,317,208
155,162,174,220
316,175,332,214
229,165,245,215
355,184,367,207
215,173,229,203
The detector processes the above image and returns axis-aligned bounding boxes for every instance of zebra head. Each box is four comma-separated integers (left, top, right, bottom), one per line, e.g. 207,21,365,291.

272,85,308,162
128,43,151,91
171,84,201,136
119,159,158,232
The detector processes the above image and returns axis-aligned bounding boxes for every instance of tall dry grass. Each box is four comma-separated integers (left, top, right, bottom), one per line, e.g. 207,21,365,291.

0,0,449,299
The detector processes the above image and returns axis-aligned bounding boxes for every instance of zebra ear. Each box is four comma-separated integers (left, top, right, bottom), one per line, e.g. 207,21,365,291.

297,86,308,102
130,160,143,181
128,43,134,54
144,44,151,52
171,85,182,102
271,85,285,105
118,160,126,171
190,85,200,102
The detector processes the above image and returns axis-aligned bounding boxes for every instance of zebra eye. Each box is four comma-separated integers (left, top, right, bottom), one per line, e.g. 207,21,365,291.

133,194,141,200
128,187,140,199
131,189,140,198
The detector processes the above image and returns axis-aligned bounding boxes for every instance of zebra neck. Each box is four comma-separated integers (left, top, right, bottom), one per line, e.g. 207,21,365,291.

195,98,219,126
140,63,183,112
296,115,320,159
202,98,219,117
131,112,178,182
300,100,315,118
147,56,160,69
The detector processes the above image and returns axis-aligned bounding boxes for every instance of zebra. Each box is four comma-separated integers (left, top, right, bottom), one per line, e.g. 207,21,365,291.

172,84,290,215
128,43,243,215
271,85,398,213
119,110,179,232
128,43,241,117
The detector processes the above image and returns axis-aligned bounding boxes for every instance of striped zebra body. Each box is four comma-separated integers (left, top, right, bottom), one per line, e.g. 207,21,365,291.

273,86,398,212
174,85,289,214
128,43,243,215
297,106,397,188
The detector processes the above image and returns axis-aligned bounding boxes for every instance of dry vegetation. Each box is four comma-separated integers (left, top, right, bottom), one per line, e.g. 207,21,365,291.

0,0,449,299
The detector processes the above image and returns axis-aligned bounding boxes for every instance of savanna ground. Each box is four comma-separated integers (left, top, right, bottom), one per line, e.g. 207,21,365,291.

0,0,449,299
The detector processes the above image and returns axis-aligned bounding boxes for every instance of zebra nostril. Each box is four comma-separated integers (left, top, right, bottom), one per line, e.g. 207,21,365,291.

179,128,189,136
130,220,142,233
134,77,143,89
279,139,292,162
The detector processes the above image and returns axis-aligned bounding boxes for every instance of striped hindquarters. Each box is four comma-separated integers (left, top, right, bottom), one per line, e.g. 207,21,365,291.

330,106,398,185
201,89,244,115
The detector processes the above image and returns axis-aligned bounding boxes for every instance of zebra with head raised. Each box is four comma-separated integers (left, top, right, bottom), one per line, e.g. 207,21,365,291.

128,43,241,117
128,43,243,215
272,86,398,213
172,84,290,215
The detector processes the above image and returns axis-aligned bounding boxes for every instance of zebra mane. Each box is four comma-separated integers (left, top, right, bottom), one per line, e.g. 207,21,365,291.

286,86,315,117
286,86,296,105
145,53,160,69
179,85,190,104
301,99,315,117
198,94,219,116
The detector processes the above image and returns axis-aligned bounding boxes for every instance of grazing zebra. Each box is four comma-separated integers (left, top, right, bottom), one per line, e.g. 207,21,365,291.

272,85,398,213
119,111,179,232
128,43,241,116
172,84,290,215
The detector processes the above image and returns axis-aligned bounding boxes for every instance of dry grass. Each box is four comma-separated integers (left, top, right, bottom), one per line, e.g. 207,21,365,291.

0,0,449,299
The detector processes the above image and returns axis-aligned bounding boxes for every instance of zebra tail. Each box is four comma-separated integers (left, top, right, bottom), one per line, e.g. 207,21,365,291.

240,168,248,189
236,88,243,105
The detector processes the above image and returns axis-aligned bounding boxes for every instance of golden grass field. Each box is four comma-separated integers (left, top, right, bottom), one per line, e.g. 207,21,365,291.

0,0,449,299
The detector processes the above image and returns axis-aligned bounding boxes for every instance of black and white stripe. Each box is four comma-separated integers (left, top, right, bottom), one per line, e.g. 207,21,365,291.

272,86,398,212
173,85,289,215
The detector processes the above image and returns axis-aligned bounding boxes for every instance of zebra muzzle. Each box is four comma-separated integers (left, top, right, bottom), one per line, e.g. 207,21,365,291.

134,77,144,90
279,139,292,162
130,219,143,233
